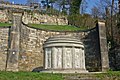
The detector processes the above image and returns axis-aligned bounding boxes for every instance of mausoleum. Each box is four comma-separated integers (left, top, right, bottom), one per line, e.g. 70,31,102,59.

43,35,88,73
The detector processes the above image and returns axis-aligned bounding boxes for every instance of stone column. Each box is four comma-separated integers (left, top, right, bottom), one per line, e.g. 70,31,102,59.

45,48,48,69
62,47,66,69
97,22,109,71
82,48,86,70
6,13,22,71
47,48,52,69
52,47,56,69
79,48,82,69
72,47,75,68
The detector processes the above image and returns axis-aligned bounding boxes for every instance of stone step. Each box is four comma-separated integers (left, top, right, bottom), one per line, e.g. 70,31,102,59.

63,74,100,80
64,76,100,80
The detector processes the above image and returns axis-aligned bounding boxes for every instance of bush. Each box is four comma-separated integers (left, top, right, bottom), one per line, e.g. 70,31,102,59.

68,14,97,28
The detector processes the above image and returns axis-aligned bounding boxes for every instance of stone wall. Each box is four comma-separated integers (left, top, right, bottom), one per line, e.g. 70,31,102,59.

0,10,8,23
0,13,110,72
19,23,101,71
109,46,120,70
19,24,84,71
22,12,68,25
0,27,10,71
0,9,68,25
0,24,106,72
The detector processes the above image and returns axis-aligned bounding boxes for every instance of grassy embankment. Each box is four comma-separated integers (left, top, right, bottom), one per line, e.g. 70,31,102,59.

0,22,87,31
29,24,87,31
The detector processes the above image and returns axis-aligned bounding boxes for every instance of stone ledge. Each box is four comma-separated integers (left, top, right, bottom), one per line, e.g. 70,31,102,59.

41,69,88,73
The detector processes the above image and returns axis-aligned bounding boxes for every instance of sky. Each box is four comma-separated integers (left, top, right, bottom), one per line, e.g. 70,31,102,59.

8,0,99,13
86,0,99,13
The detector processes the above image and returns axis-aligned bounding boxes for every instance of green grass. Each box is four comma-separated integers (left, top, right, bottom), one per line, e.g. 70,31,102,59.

0,71,120,80
0,71,63,80
29,24,87,31
95,71,120,79
0,23,12,27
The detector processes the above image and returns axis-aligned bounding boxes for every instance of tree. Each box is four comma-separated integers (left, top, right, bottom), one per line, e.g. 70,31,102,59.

90,0,112,19
56,0,70,14
49,0,57,8
91,6,100,18
69,0,82,15
80,0,88,14
27,0,38,5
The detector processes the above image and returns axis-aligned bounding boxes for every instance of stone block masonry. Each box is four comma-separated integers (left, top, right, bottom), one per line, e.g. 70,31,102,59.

22,12,68,25
97,22,109,71
0,10,9,23
19,22,108,72
0,26,11,71
0,12,109,72
6,13,22,71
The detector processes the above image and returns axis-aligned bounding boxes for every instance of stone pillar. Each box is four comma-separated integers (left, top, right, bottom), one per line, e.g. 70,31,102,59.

80,48,82,69
52,47,56,69
45,48,48,69
97,22,109,71
6,13,22,71
47,48,52,69
72,47,75,68
62,46,66,69
82,48,86,69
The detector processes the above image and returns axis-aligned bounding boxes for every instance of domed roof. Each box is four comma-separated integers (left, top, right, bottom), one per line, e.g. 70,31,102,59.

44,35,84,48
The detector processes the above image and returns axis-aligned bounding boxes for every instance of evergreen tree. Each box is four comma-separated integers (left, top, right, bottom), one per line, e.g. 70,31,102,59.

69,0,82,15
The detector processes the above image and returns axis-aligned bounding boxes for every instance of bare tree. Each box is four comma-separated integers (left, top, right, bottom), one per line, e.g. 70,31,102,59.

80,0,88,14
91,6,100,18
56,0,70,13
91,0,112,19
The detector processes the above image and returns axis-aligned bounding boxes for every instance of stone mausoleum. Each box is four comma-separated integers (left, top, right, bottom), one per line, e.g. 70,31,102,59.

43,36,88,73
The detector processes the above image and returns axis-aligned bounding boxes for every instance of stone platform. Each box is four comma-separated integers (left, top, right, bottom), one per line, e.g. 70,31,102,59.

41,69,88,73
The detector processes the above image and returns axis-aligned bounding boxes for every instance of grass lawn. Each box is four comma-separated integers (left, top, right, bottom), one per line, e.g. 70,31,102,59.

95,71,120,79
28,24,87,31
0,71,63,80
0,71,120,80
0,23,12,27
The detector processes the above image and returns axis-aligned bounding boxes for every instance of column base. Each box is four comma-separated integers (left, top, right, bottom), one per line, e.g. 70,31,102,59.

41,69,88,73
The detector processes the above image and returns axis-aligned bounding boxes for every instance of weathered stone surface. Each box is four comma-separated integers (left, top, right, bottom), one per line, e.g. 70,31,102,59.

6,13,22,71
0,13,110,72
19,23,103,71
109,45,120,70
22,12,68,25
0,27,10,71
43,36,88,73
0,10,8,23
97,22,109,71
